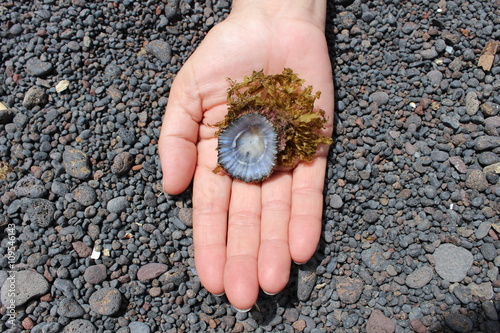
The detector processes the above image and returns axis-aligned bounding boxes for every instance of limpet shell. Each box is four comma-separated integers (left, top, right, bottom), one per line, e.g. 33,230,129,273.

217,112,277,183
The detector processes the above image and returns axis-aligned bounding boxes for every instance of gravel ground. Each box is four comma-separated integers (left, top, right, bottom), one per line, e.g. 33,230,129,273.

0,0,499,332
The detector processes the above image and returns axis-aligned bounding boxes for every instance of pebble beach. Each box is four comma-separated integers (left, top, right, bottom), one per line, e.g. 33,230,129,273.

0,0,499,332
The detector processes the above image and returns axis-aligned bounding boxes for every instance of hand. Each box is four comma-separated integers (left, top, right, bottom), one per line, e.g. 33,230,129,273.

158,0,333,311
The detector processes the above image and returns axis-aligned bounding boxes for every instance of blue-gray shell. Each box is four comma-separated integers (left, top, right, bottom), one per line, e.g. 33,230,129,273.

217,112,278,183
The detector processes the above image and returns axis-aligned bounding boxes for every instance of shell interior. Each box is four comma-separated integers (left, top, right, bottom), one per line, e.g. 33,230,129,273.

217,112,278,182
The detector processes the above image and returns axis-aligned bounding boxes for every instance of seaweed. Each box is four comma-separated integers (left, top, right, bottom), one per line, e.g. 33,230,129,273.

214,68,333,174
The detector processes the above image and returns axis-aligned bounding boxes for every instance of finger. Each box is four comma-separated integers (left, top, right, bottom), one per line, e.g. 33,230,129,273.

258,171,292,295
192,138,232,295
224,180,261,311
289,156,327,264
159,65,202,195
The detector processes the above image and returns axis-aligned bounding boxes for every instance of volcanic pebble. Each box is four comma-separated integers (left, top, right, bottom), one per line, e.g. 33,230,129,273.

62,148,92,180
361,245,390,271
25,57,53,77
366,310,395,333
444,313,473,333
107,196,129,214
335,277,363,304
23,86,48,109
137,263,169,281
73,184,97,206
83,264,107,284
405,265,434,289
25,198,55,227
89,287,122,316
0,270,49,307
57,298,85,318
434,244,473,282
63,319,97,333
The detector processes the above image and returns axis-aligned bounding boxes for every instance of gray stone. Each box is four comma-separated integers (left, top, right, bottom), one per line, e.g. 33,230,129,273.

335,277,363,304
370,91,389,106
465,169,488,192
63,319,97,333
363,210,379,224
420,47,438,59
296,261,317,302
23,86,48,109
31,322,62,333
107,196,128,214
362,245,390,271
73,184,97,206
129,322,151,333
475,136,500,150
63,148,92,180
83,264,107,284
57,298,85,318
405,265,433,288
14,175,47,198
0,270,49,307
427,70,443,87
26,58,53,77
465,92,480,115
329,194,343,209
146,40,172,63
481,243,497,261
111,151,133,175
434,243,473,282
89,287,122,316
25,198,56,227
444,313,473,333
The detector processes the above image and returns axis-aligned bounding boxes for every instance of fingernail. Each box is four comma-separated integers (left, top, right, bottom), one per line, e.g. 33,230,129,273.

212,292,225,297
233,305,252,313
263,290,278,296
293,261,306,265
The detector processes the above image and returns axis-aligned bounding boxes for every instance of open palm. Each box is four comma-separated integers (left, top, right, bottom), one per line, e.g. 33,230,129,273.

159,9,333,310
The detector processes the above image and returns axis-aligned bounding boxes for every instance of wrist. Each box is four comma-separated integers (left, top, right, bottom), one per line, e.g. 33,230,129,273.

230,0,327,30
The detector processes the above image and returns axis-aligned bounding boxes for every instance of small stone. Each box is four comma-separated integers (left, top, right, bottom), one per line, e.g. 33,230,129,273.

370,91,389,106
23,86,48,109
449,156,468,173
0,108,15,124
476,222,492,239
57,298,85,318
72,241,92,258
329,194,344,209
84,264,107,284
30,322,61,333
22,317,35,330
434,243,473,282
402,22,418,34
482,300,499,321
420,47,438,59
410,319,427,333
363,210,379,224
26,58,53,77
292,319,306,332
481,243,497,261
366,309,395,333
14,175,47,198
107,196,129,214
475,135,500,151
444,313,473,333
73,184,97,206
431,150,449,162
335,277,363,304
362,245,390,271
465,92,480,115
63,148,92,180
25,198,55,227
111,152,133,175
146,40,172,63
470,282,494,301
89,287,122,316
159,266,187,286
297,261,317,301
129,322,151,333
63,319,97,333
137,263,169,281
427,70,443,87
0,270,49,307
465,169,488,192
405,265,434,288
178,207,193,227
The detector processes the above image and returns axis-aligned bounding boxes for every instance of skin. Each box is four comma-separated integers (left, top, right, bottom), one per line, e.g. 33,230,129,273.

158,0,333,311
